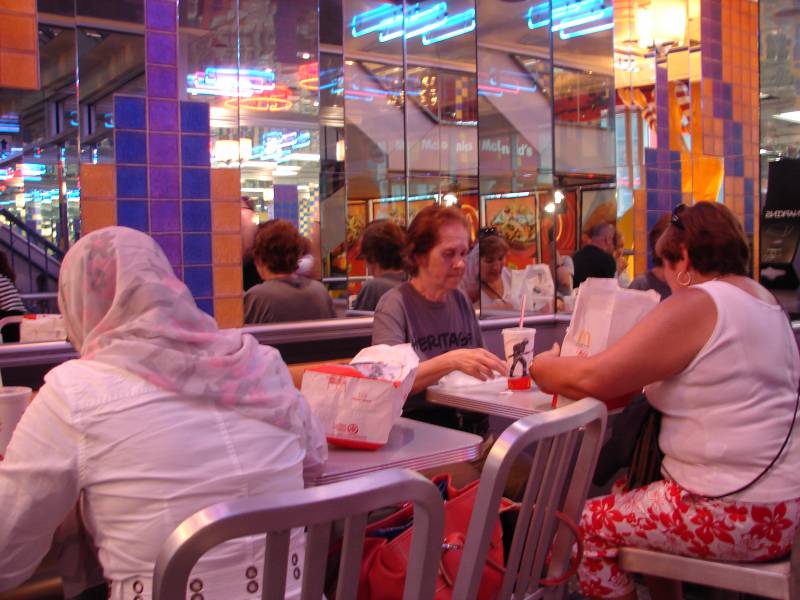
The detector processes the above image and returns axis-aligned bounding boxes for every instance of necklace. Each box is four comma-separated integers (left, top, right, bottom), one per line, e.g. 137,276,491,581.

482,280,505,300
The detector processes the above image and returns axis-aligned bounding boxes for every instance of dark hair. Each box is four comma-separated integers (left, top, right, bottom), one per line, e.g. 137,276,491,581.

0,251,14,282
649,214,671,267
253,219,304,275
405,205,469,276
479,234,509,261
360,220,406,270
656,202,749,276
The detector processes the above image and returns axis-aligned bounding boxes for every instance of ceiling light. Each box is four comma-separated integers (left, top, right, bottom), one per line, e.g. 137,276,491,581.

544,202,556,214
554,189,565,204
443,193,458,206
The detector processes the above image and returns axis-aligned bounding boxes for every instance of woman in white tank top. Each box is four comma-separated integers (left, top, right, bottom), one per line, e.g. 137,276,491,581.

531,202,800,600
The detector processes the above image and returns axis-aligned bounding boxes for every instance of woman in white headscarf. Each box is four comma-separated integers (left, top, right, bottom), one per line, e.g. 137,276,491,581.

0,227,327,599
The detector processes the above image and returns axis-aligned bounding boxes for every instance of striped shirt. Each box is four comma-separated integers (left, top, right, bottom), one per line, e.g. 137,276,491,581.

0,275,25,313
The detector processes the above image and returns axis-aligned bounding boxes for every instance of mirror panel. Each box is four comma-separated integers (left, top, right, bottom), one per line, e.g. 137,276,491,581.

341,0,408,304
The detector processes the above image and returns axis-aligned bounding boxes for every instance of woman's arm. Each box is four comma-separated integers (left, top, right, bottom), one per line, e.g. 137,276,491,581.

0,384,80,591
530,288,717,401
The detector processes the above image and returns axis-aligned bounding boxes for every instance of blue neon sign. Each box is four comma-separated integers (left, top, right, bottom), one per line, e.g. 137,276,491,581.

528,0,613,39
351,2,475,45
250,130,312,162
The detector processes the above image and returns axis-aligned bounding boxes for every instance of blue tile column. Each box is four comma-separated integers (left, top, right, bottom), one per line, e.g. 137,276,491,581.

114,96,149,232
143,0,214,314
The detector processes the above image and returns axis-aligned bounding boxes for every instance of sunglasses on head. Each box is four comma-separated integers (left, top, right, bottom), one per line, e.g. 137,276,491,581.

479,226,498,239
671,203,687,231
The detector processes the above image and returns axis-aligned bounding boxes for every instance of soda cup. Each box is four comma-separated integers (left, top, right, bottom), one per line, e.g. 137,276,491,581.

501,328,536,391
0,386,31,459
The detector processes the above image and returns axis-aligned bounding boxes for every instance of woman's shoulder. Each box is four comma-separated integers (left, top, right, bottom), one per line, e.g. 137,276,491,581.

373,282,409,313
44,359,161,402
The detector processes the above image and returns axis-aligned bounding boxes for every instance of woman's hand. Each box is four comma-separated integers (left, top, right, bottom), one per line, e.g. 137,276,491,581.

410,347,507,395
445,348,507,381
530,343,561,394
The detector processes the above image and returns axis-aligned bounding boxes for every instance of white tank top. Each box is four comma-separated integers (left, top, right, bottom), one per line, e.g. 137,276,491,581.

645,280,800,502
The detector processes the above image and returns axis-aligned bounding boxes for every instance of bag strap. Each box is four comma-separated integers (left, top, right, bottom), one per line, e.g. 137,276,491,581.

663,287,800,500
437,508,583,589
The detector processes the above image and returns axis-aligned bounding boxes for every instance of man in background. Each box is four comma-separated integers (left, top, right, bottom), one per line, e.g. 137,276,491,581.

572,222,617,288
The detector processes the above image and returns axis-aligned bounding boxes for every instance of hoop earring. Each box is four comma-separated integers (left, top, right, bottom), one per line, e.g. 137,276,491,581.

676,270,692,287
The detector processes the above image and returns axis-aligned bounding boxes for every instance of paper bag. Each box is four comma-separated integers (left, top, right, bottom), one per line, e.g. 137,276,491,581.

301,344,418,449
507,265,555,313
20,314,68,343
561,278,660,358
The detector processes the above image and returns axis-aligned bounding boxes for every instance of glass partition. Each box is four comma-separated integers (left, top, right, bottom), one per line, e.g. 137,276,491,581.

341,0,408,304
2,0,628,328
476,0,556,318
0,21,78,253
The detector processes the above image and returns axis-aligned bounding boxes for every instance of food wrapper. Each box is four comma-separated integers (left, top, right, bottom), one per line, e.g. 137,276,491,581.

301,344,419,449
20,314,68,343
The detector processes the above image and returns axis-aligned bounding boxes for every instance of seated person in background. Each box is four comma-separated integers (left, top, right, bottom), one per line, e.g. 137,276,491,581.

478,233,513,310
614,229,632,287
240,196,262,291
295,221,322,280
0,251,25,343
373,205,506,435
0,226,327,599
531,202,800,600
629,213,672,300
245,219,335,323
352,219,406,311
572,222,617,288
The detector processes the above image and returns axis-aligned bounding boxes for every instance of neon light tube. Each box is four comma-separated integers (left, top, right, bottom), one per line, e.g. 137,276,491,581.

560,20,614,39
351,4,402,38
551,6,612,32
422,8,475,45
378,2,448,42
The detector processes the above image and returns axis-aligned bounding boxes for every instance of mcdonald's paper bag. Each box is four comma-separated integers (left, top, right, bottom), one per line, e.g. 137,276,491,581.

507,264,556,313
561,278,660,358
301,344,418,449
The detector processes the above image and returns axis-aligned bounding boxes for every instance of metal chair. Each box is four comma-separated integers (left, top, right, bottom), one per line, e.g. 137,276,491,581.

451,398,608,600
152,469,445,600
618,531,800,599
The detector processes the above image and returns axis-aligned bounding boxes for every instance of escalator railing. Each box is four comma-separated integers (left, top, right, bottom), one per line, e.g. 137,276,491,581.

0,208,63,311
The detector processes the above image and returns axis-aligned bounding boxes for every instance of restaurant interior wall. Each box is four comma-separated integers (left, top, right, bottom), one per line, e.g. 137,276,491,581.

0,0,762,330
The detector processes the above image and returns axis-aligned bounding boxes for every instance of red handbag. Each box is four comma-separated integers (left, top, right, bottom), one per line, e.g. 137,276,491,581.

359,475,504,600
357,474,583,600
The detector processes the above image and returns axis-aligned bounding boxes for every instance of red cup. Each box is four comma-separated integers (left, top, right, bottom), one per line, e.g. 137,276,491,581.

508,376,531,391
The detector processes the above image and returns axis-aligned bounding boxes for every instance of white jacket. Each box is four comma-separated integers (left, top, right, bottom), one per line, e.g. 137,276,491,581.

0,359,307,599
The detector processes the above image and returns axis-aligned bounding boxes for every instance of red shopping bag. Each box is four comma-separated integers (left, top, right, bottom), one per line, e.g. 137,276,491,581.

359,475,506,600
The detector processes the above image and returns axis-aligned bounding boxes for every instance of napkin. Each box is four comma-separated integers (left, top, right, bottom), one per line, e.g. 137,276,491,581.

438,370,506,389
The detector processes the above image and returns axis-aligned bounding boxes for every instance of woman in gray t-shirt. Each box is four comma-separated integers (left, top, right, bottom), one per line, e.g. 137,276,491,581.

373,206,505,433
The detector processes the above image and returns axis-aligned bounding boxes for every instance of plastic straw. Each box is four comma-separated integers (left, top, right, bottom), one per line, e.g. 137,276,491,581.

551,394,558,409
518,295,526,328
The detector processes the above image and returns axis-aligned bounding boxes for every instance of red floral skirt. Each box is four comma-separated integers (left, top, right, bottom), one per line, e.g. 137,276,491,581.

577,479,800,598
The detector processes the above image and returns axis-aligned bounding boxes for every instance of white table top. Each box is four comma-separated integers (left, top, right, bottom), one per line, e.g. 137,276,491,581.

426,382,575,420
311,417,483,486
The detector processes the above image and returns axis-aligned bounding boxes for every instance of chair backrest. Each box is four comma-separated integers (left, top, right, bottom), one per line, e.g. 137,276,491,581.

152,469,444,600
452,398,607,600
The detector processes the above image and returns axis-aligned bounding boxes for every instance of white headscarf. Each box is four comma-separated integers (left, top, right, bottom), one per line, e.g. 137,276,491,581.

58,226,327,470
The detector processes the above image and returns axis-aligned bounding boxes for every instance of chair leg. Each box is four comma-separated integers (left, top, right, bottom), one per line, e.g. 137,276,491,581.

644,575,682,600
